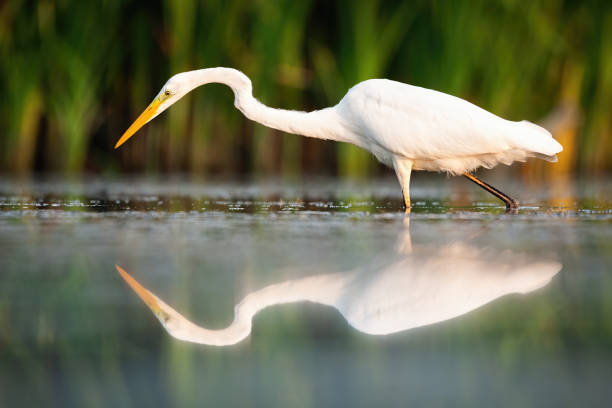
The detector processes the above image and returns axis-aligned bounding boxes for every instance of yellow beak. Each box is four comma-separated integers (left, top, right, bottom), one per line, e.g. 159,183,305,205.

114,98,162,149
116,265,161,315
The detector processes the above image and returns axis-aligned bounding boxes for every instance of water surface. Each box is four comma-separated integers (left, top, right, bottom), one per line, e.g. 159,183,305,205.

1,175,611,407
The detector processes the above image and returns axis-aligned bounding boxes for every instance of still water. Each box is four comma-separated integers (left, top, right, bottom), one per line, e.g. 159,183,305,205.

1,175,611,407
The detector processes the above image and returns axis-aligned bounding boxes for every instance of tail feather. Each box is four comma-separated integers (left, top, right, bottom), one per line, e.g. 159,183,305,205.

535,153,558,162
517,120,563,157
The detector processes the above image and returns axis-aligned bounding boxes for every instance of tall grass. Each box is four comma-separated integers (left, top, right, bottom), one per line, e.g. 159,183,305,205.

0,0,610,176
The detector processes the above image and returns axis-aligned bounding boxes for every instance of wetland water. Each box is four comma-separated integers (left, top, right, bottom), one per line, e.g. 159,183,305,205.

1,176,611,407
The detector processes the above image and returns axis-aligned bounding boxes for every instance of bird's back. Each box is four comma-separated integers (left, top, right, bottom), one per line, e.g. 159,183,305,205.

336,79,562,173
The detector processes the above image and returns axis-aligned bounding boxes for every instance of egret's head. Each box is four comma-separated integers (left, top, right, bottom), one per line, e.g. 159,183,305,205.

114,74,191,149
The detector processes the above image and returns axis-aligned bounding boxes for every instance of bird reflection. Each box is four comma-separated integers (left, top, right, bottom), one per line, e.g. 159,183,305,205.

117,225,561,346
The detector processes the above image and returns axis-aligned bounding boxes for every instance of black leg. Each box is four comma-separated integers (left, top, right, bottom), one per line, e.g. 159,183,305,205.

463,173,519,212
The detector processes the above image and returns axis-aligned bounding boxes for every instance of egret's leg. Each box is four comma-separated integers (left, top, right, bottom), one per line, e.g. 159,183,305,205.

393,158,413,213
463,172,519,211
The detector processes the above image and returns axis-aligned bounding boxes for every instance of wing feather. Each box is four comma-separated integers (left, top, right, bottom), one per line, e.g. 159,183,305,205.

337,79,518,160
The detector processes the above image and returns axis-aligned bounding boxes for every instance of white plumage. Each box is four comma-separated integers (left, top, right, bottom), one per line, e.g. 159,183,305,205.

116,67,563,210
338,79,562,173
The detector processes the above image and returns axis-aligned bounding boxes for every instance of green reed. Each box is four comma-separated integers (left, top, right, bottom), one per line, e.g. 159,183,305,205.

0,0,610,175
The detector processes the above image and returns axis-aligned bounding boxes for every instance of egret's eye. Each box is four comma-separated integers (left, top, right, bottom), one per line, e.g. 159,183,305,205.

164,90,171,96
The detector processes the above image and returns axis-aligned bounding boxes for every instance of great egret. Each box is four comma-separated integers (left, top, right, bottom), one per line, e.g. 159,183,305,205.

116,243,560,346
115,67,563,211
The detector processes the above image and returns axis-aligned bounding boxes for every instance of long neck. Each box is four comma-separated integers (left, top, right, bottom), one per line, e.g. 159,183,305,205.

187,67,348,142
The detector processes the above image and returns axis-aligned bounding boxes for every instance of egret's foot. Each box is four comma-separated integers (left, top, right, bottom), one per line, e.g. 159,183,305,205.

404,201,411,214
501,195,519,213
505,199,519,214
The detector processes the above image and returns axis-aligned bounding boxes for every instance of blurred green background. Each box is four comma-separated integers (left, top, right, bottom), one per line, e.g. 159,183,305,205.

1,0,610,177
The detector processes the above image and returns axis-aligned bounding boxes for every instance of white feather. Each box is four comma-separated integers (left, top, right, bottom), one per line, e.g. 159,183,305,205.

335,79,563,174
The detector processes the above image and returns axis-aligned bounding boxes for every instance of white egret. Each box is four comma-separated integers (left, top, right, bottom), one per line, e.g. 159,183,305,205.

115,67,563,211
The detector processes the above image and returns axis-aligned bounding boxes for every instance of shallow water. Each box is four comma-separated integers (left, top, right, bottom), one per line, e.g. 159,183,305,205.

1,175,611,407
